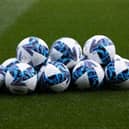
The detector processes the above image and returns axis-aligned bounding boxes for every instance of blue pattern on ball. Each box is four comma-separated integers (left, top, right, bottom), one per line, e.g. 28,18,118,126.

97,45,111,65
72,60,99,88
106,61,116,81
4,60,20,72
90,38,113,65
9,65,36,86
90,38,112,53
41,62,70,87
106,61,129,83
52,41,77,65
21,37,49,62
72,64,86,81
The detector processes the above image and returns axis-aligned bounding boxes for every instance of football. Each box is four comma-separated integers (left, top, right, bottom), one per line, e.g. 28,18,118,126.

5,63,37,94
83,35,116,65
16,36,49,71
72,59,104,89
105,59,129,88
39,61,71,92
49,37,82,69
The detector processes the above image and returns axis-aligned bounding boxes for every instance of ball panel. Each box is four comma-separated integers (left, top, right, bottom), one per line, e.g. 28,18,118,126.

83,35,116,65
31,51,47,67
24,75,37,91
75,73,90,89
44,64,61,77
88,52,102,64
17,36,49,69
114,60,128,75
50,48,63,61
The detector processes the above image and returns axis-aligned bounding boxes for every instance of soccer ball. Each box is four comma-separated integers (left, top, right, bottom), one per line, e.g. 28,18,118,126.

72,59,104,89
49,37,82,69
17,36,49,71
0,65,5,87
2,57,20,71
39,61,71,92
5,63,37,94
83,35,116,65
105,59,129,88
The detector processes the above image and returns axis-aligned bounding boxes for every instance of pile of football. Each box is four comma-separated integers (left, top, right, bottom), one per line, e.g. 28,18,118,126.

0,35,129,95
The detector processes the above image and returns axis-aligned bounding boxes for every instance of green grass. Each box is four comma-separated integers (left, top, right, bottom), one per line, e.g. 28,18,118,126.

0,0,129,128
0,90,129,129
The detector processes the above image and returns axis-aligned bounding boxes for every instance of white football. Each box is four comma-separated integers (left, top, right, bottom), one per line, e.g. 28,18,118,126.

17,36,49,70
5,63,37,94
39,61,71,92
49,37,82,69
83,35,116,65
72,59,104,89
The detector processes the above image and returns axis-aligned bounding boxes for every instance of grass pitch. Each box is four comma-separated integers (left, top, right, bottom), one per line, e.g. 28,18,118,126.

0,0,129,129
